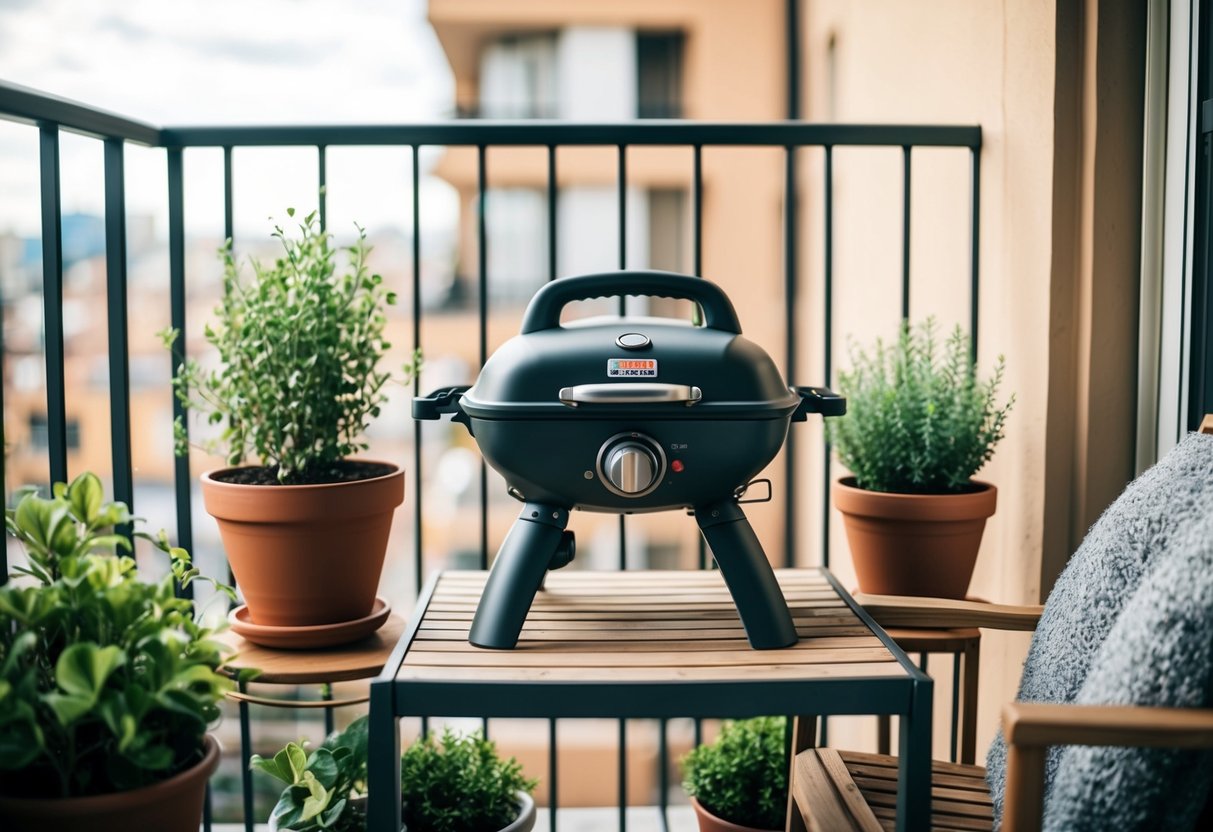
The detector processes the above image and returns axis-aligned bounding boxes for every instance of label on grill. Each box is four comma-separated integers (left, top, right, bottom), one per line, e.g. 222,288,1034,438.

607,358,658,377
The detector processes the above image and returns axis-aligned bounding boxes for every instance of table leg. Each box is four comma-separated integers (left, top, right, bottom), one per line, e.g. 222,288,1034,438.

962,638,980,765
367,680,402,832
897,677,933,832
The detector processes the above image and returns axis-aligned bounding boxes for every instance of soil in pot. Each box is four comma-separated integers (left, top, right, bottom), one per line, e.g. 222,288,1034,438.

689,797,781,832
834,477,997,599
201,459,404,628
0,734,219,832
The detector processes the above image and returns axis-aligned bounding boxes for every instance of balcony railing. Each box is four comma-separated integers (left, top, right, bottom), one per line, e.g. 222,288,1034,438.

0,79,982,831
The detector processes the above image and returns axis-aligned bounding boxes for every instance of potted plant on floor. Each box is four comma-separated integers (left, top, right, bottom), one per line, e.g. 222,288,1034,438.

0,473,237,832
682,716,787,832
828,319,1014,598
253,717,537,831
164,209,419,635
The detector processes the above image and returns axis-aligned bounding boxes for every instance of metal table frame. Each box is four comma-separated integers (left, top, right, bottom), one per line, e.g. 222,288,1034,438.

367,569,933,831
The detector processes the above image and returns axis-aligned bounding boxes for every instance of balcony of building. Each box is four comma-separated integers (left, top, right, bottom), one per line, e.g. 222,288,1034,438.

1,1,1210,831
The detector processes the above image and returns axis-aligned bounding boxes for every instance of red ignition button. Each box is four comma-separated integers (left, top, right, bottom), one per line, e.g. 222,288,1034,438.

671,459,685,473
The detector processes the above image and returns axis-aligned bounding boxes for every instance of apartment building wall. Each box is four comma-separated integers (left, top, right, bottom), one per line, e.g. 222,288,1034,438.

801,0,1147,764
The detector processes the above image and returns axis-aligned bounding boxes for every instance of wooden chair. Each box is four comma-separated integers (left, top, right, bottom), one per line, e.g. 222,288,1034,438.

789,418,1213,832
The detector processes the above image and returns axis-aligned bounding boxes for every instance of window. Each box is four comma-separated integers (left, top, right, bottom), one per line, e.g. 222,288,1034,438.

637,32,685,118
478,34,558,118
29,413,81,451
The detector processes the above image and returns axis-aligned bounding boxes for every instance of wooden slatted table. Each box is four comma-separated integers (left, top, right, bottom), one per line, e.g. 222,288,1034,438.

367,568,933,832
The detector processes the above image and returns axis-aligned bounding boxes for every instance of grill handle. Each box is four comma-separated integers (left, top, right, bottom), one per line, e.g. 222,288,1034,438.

559,383,703,407
792,385,847,420
520,271,742,335
413,385,472,426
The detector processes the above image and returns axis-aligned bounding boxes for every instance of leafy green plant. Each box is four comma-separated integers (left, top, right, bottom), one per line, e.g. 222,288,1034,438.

681,716,787,830
0,473,239,798
828,319,1014,493
253,719,536,832
400,727,536,832
162,209,420,484
252,716,369,831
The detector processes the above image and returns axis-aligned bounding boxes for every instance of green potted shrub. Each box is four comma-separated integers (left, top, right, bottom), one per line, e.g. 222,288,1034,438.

164,209,419,634
828,319,1014,598
253,717,537,832
682,717,787,832
0,473,237,832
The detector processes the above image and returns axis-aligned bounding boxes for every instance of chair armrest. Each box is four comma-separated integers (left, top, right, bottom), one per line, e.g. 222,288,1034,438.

854,593,1043,631
1003,701,1213,748
1000,702,1213,832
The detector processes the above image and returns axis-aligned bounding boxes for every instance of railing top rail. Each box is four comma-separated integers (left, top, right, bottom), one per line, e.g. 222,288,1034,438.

1,80,981,150
161,121,981,149
0,80,161,146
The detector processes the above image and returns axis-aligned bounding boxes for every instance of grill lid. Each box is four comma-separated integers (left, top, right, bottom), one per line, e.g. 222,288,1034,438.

458,271,802,420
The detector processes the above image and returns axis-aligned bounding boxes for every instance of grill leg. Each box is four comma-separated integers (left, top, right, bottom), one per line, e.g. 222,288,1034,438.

694,500,797,649
469,502,571,650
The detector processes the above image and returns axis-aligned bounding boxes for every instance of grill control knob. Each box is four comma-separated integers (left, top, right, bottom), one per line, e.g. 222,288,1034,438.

604,442,658,495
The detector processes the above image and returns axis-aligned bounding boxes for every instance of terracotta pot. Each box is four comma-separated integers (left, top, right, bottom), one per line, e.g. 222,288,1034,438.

689,797,781,832
0,734,219,832
201,460,404,626
833,477,997,599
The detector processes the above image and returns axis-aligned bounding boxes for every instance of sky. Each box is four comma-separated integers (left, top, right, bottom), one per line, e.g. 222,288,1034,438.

0,0,458,237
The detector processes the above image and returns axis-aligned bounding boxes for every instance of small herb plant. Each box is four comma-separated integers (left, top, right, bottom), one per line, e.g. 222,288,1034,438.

254,718,536,832
400,727,536,832
828,318,1014,494
0,473,238,798
682,716,787,830
162,209,420,484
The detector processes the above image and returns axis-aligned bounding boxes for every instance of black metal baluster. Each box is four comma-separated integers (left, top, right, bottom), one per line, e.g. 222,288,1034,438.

951,652,961,763
546,143,559,832
317,145,327,230
970,146,982,359
221,146,234,591
692,145,707,576
167,149,194,574
692,144,706,748
658,719,669,831
223,147,234,243
617,141,628,832
548,145,558,282
902,145,912,321
323,683,334,736
477,144,489,571
477,143,489,740
821,146,834,569
783,146,798,568
412,145,424,597
39,125,67,486
103,139,133,529
239,682,254,832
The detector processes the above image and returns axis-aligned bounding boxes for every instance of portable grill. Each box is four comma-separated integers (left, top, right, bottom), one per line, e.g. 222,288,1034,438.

415,271,845,650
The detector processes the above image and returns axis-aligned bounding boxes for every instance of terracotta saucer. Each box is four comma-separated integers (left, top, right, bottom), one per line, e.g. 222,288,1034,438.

228,597,392,650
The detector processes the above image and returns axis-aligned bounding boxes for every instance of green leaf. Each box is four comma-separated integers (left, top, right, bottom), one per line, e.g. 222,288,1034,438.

67,472,104,525
56,644,125,699
299,770,331,822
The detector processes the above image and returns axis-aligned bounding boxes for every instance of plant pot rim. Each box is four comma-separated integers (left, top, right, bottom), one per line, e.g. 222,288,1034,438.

395,790,535,832
833,475,997,522
0,734,219,813
499,790,536,832
688,797,781,832
835,475,995,497
200,458,402,491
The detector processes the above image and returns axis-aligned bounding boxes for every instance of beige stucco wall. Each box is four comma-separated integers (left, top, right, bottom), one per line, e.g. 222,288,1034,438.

800,0,1061,762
